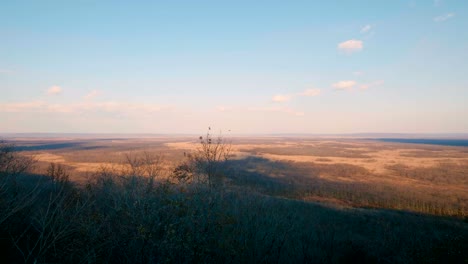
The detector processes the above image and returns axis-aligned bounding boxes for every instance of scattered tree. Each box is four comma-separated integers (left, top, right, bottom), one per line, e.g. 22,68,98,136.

173,128,232,189
46,163,70,183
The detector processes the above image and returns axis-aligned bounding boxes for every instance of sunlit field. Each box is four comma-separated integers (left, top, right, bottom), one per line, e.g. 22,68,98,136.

12,136,468,217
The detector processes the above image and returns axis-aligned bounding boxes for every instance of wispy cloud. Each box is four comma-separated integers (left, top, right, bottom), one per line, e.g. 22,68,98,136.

272,94,292,103
47,85,62,95
248,106,304,116
84,90,100,100
338,39,363,54
0,101,47,112
433,0,442,7
353,71,365,76
0,100,168,115
216,106,231,112
332,80,356,90
0,69,14,74
359,80,384,90
360,25,372,33
434,13,455,22
298,88,321,97
272,88,321,103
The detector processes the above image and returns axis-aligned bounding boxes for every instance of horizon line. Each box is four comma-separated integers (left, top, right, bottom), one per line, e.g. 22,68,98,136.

2,132,468,139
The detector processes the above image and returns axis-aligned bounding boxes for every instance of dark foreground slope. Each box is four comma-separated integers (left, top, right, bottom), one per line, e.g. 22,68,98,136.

1,171,467,264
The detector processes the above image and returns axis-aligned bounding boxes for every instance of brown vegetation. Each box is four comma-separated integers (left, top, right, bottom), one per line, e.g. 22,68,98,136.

10,137,468,217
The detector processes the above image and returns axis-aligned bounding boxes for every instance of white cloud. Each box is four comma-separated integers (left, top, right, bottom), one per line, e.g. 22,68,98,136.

332,80,356,90
360,25,372,33
271,87,321,103
338,40,363,53
47,85,62,95
84,90,100,100
298,88,321,97
330,80,382,91
434,13,455,22
270,87,321,104
359,80,384,90
272,94,292,103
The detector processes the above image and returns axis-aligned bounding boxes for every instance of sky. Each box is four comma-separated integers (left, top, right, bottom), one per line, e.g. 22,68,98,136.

1,0,467,134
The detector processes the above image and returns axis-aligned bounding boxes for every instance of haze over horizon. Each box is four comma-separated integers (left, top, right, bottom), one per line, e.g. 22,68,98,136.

2,1,467,134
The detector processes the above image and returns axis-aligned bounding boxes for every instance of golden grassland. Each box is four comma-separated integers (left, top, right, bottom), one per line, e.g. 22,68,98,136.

14,136,468,216
24,137,467,183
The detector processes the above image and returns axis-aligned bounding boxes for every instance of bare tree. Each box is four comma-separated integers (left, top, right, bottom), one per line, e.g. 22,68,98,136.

173,128,232,189
46,163,70,183
0,141,35,177
121,151,164,193
0,141,38,226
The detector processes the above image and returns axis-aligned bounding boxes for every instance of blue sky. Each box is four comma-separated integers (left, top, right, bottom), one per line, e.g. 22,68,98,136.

1,0,467,134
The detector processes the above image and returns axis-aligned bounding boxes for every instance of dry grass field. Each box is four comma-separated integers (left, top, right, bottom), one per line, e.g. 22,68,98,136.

10,136,468,217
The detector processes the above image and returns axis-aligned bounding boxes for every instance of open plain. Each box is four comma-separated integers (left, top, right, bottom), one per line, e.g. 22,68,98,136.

9,136,468,217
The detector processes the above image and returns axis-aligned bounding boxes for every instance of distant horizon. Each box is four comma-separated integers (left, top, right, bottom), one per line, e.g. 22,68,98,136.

2,131,468,139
